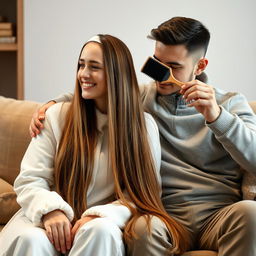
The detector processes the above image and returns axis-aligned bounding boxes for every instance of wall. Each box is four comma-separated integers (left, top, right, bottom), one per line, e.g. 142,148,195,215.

24,0,256,102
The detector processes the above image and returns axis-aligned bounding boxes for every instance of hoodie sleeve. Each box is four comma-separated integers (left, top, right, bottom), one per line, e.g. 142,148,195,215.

208,93,256,174
81,201,132,229
14,103,74,226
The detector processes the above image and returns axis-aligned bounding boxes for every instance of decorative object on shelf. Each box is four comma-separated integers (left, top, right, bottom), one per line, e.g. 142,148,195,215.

0,36,16,43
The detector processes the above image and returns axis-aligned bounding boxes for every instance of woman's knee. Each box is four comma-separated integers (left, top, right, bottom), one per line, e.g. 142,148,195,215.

18,227,51,247
5,227,55,255
75,217,122,241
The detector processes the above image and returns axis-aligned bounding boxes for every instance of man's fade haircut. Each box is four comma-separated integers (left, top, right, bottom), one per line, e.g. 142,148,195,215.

149,16,210,56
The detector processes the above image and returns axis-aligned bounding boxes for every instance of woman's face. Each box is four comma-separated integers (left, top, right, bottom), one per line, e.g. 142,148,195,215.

77,42,107,113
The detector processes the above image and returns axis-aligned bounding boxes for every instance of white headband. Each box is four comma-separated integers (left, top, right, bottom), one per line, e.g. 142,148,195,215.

86,35,101,44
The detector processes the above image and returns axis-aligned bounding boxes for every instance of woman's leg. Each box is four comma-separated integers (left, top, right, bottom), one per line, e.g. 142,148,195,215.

69,217,124,256
0,210,58,256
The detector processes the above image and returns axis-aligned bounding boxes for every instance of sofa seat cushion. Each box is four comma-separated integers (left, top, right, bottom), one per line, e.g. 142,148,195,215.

182,250,217,256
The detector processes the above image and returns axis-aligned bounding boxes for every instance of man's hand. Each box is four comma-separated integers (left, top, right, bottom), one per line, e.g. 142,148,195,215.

43,209,72,254
71,215,98,241
29,101,56,137
180,80,221,123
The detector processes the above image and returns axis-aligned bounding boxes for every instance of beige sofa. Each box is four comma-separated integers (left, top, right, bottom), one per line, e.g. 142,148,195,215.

0,96,256,256
0,96,41,231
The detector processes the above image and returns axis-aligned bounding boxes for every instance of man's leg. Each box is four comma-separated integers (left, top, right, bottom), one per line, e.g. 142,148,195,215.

199,200,256,256
127,216,173,256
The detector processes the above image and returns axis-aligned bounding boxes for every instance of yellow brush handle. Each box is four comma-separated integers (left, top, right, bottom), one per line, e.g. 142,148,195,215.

160,68,184,87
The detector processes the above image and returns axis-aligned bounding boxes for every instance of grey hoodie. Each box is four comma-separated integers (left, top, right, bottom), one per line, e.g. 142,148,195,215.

141,82,256,229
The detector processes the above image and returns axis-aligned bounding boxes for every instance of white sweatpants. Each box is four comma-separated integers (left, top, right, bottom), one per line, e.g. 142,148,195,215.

0,210,125,256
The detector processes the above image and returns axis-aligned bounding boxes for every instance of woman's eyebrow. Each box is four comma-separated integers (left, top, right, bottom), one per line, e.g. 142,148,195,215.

79,58,102,64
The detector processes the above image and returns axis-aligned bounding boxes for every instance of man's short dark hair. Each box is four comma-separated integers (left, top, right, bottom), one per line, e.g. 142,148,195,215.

149,17,210,56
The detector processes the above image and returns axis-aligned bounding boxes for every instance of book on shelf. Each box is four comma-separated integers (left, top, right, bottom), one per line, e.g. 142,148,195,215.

0,36,16,43
0,22,13,30
0,29,13,37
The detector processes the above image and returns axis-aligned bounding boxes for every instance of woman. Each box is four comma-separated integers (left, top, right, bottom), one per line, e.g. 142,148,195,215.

0,34,188,255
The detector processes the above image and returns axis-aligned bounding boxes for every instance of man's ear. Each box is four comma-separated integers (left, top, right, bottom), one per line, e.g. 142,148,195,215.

194,58,208,76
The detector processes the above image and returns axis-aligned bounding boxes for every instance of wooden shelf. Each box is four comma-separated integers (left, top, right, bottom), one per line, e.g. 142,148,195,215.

0,0,23,100
0,43,18,51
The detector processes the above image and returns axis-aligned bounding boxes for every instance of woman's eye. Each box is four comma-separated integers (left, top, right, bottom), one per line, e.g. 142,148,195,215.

90,66,100,70
78,64,101,70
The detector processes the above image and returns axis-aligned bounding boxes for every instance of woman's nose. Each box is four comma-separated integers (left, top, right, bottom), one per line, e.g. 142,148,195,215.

80,67,90,78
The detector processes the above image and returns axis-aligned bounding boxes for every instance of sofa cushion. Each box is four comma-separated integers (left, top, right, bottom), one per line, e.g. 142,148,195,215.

249,101,256,113
0,96,41,185
182,251,217,256
242,171,256,200
0,192,20,224
0,178,20,224
0,178,13,194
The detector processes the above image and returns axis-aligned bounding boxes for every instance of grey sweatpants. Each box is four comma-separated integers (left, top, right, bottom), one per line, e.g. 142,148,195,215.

128,200,256,256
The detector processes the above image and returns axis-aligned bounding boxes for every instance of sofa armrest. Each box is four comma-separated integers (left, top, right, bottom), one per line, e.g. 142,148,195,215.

241,101,256,200
0,178,13,194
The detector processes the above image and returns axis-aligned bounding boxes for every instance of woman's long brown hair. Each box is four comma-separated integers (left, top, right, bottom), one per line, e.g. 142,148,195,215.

54,34,189,254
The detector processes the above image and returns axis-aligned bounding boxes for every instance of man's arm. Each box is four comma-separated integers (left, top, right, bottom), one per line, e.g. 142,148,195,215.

181,79,256,172
207,93,256,173
30,83,152,138
29,93,73,137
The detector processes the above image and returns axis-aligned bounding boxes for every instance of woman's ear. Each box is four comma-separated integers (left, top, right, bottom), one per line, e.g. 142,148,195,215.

194,58,208,76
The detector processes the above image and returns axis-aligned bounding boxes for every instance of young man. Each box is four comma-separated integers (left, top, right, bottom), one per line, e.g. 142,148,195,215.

30,17,256,256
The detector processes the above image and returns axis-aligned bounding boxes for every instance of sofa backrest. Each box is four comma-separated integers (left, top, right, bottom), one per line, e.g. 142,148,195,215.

249,101,256,113
0,97,255,186
0,97,41,185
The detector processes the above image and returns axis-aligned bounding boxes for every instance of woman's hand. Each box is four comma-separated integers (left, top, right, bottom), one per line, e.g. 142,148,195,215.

29,101,56,137
71,215,99,240
42,209,72,254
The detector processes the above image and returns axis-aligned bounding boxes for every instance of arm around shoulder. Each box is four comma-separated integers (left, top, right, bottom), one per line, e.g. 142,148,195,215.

54,92,74,103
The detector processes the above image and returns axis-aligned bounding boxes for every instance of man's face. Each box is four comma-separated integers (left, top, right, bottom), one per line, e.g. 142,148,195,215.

154,41,198,95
